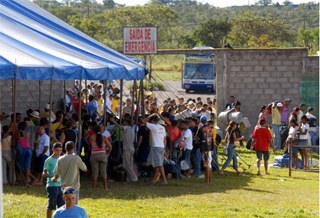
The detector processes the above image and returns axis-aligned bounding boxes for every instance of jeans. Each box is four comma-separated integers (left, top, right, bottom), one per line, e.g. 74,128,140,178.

221,144,238,171
173,149,182,178
2,150,13,184
272,124,281,150
309,130,319,152
18,148,32,170
211,146,219,171
193,148,201,176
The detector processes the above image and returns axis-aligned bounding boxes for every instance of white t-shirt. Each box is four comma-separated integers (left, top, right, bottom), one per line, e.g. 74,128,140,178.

299,123,309,140
102,129,111,138
288,126,298,139
182,129,193,150
36,133,50,157
146,122,166,148
122,126,135,152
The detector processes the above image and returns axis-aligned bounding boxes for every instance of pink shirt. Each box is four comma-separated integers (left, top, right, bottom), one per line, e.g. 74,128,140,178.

18,137,30,148
89,136,106,154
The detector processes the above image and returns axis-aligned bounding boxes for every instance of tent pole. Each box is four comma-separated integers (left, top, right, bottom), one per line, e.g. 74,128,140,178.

103,80,107,126
140,79,144,115
85,80,88,111
119,79,123,123
39,80,41,111
78,79,82,155
148,55,152,81
49,80,53,137
12,77,17,183
63,81,66,114
131,80,136,125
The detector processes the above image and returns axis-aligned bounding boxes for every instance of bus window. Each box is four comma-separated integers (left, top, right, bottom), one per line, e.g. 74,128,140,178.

184,64,214,80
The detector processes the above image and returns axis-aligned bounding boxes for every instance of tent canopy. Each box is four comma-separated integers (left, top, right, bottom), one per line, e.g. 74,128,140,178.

0,0,146,80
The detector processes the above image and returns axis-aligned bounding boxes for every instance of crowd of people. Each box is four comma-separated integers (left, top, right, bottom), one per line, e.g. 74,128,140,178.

1,82,319,217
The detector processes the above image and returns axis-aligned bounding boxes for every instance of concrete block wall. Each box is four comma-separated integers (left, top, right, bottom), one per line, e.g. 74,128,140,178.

303,56,319,79
216,48,308,134
0,80,73,123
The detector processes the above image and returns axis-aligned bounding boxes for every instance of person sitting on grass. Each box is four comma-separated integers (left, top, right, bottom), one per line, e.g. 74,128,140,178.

43,142,64,218
251,119,272,175
53,186,88,218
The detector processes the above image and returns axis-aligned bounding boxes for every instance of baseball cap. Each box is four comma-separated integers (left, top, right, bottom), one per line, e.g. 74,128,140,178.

285,98,291,102
30,111,40,119
276,102,283,107
200,116,207,122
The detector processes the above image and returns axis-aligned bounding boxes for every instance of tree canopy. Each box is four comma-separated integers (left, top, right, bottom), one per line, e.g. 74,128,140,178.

36,0,319,53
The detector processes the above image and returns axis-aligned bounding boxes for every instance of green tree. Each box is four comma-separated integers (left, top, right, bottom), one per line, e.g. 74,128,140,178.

103,0,115,9
297,28,319,54
228,14,294,47
257,0,273,6
48,6,81,22
68,15,102,38
283,0,292,6
193,19,232,48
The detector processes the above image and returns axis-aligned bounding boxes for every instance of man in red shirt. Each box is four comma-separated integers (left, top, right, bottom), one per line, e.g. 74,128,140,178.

252,119,272,175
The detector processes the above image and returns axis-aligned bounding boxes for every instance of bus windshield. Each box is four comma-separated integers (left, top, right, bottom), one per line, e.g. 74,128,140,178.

183,63,214,80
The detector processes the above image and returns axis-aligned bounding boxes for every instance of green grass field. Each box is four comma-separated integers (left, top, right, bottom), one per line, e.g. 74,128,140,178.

3,148,319,218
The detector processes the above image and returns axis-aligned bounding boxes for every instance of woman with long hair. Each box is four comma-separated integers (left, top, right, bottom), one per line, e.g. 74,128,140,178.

88,125,112,189
17,121,33,186
219,121,245,176
257,105,268,126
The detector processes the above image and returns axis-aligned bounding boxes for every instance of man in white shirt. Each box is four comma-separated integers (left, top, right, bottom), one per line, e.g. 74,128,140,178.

36,126,50,184
179,119,193,177
144,113,167,184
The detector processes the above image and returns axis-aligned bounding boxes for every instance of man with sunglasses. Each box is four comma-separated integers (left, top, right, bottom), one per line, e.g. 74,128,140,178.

53,186,88,218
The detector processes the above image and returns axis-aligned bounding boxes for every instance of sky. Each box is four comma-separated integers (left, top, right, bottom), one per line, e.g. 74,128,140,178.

112,0,319,7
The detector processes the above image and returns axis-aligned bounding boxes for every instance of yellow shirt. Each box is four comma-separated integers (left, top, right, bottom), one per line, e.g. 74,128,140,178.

212,127,217,146
111,98,120,113
271,108,281,125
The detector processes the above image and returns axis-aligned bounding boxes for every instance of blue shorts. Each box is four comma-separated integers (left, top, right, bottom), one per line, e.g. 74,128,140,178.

256,151,270,161
47,186,64,210
18,148,32,170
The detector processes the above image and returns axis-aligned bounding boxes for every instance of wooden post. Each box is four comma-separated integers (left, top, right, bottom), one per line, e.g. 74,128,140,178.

49,80,53,136
103,80,107,126
148,55,152,81
140,80,144,115
119,79,123,123
289,139,292,177
38,80,41,111
131,80,136,125
63,81,66,114
85,80,88,111
78,79,82,155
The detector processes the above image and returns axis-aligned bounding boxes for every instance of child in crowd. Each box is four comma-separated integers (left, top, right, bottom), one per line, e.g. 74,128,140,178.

298,115,310,169
286,119,299,169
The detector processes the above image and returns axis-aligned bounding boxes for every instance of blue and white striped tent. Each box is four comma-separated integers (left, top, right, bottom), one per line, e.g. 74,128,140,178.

0,0,146,81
